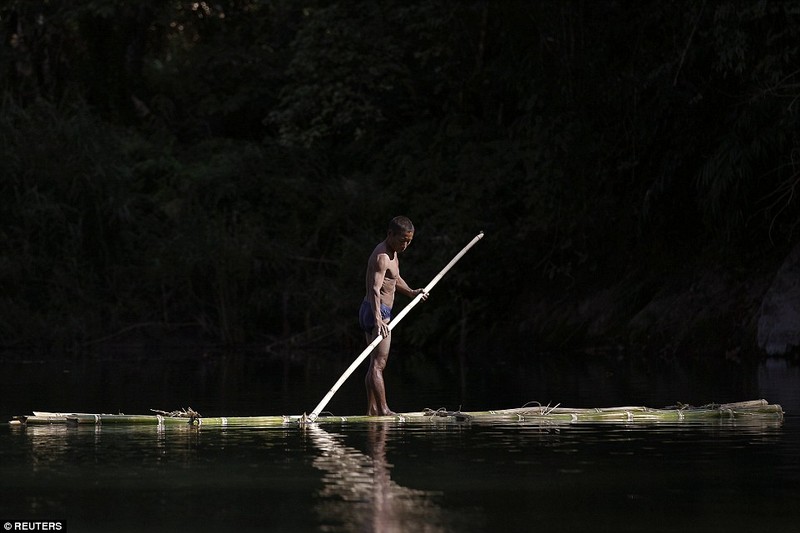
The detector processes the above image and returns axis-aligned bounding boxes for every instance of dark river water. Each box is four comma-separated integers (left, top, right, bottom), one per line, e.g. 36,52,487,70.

0,351,798,532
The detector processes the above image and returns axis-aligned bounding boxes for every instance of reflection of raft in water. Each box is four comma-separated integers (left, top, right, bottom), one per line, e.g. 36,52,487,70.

8,399,784,427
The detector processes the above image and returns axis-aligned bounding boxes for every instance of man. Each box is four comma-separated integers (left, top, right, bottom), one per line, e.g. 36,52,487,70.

359,216,427,416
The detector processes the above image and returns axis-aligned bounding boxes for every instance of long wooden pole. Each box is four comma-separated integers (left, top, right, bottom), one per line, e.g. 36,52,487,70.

307,231,484,421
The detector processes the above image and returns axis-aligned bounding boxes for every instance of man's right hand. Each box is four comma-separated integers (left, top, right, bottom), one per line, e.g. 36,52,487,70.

377,321,390,338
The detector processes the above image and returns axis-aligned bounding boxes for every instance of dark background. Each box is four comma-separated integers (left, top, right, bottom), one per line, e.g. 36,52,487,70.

2,0,799,365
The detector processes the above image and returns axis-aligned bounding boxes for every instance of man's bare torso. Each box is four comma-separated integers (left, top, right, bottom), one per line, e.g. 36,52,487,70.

365,241,398,308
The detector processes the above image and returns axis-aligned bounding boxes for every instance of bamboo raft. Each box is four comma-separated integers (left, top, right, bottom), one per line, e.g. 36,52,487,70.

7,399,784,428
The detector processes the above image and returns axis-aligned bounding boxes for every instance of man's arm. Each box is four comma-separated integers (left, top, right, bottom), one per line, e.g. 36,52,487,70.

396,275,427,299
370,254,390,336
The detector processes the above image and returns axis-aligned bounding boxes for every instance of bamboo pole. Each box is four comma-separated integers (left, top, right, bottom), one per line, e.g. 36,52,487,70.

306,231,485,422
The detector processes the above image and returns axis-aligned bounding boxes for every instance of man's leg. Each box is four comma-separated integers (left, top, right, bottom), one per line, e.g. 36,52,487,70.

365,332,393,416
365,333,378,415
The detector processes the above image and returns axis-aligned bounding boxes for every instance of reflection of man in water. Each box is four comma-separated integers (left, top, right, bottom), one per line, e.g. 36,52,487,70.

310,423,454,532
359,216,427,416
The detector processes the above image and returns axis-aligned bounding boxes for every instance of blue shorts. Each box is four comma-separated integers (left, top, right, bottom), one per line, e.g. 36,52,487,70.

359,300,392,332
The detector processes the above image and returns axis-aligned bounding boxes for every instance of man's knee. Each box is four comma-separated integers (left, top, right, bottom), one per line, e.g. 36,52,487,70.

371,353,389,371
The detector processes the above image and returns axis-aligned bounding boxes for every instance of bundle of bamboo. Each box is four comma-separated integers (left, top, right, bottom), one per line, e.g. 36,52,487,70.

7,399,783,428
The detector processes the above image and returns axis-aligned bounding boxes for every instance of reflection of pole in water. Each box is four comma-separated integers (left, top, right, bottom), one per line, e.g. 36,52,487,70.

307,423,447,533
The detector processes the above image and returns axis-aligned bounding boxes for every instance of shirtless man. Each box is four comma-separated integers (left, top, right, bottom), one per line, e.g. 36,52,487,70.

359,216,427,416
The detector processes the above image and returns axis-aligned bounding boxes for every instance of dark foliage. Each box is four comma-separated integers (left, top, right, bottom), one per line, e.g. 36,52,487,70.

1,0,799,357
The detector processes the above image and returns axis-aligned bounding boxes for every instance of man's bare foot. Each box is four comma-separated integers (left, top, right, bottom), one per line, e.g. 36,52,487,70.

368,409,395,416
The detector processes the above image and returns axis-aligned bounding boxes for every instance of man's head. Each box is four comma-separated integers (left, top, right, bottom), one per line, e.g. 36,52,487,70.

388,216,414,234
386,215,415,253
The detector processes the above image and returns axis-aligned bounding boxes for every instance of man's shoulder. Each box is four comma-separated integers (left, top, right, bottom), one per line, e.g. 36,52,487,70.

370,241,390,259
374,250,392,267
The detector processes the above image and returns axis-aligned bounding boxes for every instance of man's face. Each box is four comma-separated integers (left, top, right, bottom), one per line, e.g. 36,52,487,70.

389,230,414,253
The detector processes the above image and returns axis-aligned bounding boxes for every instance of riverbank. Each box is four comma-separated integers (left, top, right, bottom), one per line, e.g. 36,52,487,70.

516,241,800,361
